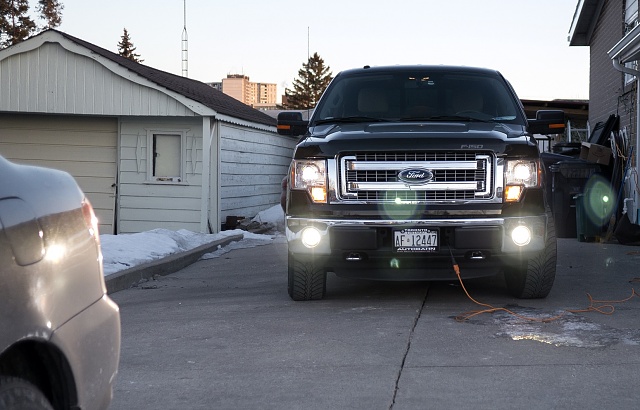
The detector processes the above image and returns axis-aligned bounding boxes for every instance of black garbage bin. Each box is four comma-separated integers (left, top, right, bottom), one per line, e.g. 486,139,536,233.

541,152,581,211
549,161,601,238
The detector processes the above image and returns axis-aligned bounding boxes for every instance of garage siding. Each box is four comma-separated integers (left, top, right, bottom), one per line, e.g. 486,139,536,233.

118,117,203,233
0,113,117,234
220,123,296,222
0,42,195,117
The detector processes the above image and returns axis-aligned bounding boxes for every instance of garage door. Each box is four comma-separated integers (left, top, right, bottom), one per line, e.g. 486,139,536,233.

0,113,117,234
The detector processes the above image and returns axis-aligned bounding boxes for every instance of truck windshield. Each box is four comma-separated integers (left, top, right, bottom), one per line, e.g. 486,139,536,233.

311,70,523,125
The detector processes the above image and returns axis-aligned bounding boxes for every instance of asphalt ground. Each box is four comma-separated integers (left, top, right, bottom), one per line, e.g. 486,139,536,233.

107,236,640,409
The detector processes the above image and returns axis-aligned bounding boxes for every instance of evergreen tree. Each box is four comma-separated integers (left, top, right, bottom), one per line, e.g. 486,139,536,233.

117,28,143,63
284,52,332,110
0,0,64,48
36,0,63,29
0,0,36,48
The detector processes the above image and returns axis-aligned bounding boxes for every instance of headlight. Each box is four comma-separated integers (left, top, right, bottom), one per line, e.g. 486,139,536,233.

504,159,540,202
506,160,539,187
292,159,327,203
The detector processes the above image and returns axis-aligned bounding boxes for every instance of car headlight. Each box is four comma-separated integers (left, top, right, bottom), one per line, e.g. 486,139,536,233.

504,159,540,202
292,159,327,203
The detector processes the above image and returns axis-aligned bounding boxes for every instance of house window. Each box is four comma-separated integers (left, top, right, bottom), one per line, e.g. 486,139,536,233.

625,61,638,85
626,0,638,27
623,1,639,85
147,132,185,183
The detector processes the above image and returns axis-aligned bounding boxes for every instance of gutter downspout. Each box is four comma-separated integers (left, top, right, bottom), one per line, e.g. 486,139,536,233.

611,59,640,223
612,58,640,77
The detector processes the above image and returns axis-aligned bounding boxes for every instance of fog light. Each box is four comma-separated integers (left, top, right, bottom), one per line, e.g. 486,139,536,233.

511,225,531,246
301,227,322,248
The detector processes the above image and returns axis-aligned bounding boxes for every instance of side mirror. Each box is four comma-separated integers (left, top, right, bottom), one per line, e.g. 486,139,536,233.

277,112,308,136
528,110,565,135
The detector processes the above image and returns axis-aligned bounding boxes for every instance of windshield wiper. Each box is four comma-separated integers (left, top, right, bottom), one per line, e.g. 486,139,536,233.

314,116,392,125
420,115,493,123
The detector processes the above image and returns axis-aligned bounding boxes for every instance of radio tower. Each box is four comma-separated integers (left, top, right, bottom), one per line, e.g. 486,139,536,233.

182,0,188,77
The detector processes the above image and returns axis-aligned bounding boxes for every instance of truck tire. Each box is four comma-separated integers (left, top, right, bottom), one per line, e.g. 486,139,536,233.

0,376,54,410
504,212,557,299
288,253,326,301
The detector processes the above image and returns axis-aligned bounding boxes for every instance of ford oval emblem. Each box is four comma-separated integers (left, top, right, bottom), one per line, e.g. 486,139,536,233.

397,168,434,184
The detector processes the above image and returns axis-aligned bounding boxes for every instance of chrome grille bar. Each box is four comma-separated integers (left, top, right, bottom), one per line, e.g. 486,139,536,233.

339,152,495,203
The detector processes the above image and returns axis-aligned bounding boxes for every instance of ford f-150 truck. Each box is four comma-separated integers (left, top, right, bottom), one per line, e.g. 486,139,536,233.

277,65,564,301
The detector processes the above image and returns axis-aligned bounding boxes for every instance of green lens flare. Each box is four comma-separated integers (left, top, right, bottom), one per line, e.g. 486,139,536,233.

379,200,420,221
581,175,615,224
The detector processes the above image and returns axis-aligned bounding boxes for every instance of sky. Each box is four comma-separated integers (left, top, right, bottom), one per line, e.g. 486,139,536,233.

100,204,284,276
46,0,589,102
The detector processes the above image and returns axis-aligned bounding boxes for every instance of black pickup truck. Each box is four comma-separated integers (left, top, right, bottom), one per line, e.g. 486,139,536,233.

278,65,564,301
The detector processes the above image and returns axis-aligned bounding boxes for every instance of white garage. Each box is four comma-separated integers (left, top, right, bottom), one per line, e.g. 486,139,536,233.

0,29,292,235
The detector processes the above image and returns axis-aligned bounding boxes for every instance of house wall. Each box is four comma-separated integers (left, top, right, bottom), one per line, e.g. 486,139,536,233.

118,117,203,233
219,123,296,225
589,0,633,130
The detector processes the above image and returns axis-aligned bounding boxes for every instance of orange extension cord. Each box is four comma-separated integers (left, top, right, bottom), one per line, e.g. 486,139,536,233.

449,249,640,323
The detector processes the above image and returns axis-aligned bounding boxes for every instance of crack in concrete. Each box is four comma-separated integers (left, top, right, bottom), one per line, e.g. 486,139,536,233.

389,286,430,409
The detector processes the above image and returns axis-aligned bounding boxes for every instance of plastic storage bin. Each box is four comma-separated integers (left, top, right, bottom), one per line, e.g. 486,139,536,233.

549,161,601,238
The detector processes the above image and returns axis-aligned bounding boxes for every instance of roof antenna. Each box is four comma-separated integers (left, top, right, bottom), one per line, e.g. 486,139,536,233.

307,26,311,118
182,0,188,77
307,26,310,62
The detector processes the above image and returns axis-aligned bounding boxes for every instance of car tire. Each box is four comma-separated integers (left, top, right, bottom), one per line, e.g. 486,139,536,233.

504,211,557,299
0,376,54,410
288,253,326,301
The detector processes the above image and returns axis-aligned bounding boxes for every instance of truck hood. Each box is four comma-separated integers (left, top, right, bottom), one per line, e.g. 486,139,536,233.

294,121,537,159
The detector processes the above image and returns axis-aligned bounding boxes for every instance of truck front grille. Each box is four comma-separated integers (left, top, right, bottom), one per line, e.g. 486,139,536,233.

339,152,494,203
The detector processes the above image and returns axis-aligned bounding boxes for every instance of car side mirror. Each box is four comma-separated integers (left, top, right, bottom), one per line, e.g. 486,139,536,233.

277,112,308,136
528,110,565,135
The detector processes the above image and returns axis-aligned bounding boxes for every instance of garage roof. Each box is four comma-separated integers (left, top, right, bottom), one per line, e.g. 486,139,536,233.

52,30,276,127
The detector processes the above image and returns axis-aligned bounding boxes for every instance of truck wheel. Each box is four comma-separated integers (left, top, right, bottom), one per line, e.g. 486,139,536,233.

0,376,54,410
288,253,326,301
504,212,557,299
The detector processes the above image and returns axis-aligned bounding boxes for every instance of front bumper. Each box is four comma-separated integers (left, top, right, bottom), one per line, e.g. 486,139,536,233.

286,214,549,280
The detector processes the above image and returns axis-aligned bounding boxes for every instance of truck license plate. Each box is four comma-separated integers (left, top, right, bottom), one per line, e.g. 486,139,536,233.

394,228,439,253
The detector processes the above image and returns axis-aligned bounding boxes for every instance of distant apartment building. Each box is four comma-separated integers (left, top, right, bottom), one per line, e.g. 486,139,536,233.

221,74,277,109
206,82,222,91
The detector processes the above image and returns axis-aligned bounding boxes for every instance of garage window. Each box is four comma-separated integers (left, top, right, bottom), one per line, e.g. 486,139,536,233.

147,131,185,183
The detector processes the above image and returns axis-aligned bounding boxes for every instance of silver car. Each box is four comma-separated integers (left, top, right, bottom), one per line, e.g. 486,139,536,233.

0,155,121,409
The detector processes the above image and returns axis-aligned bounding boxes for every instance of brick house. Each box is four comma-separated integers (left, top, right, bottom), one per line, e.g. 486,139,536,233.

569,0,639,223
